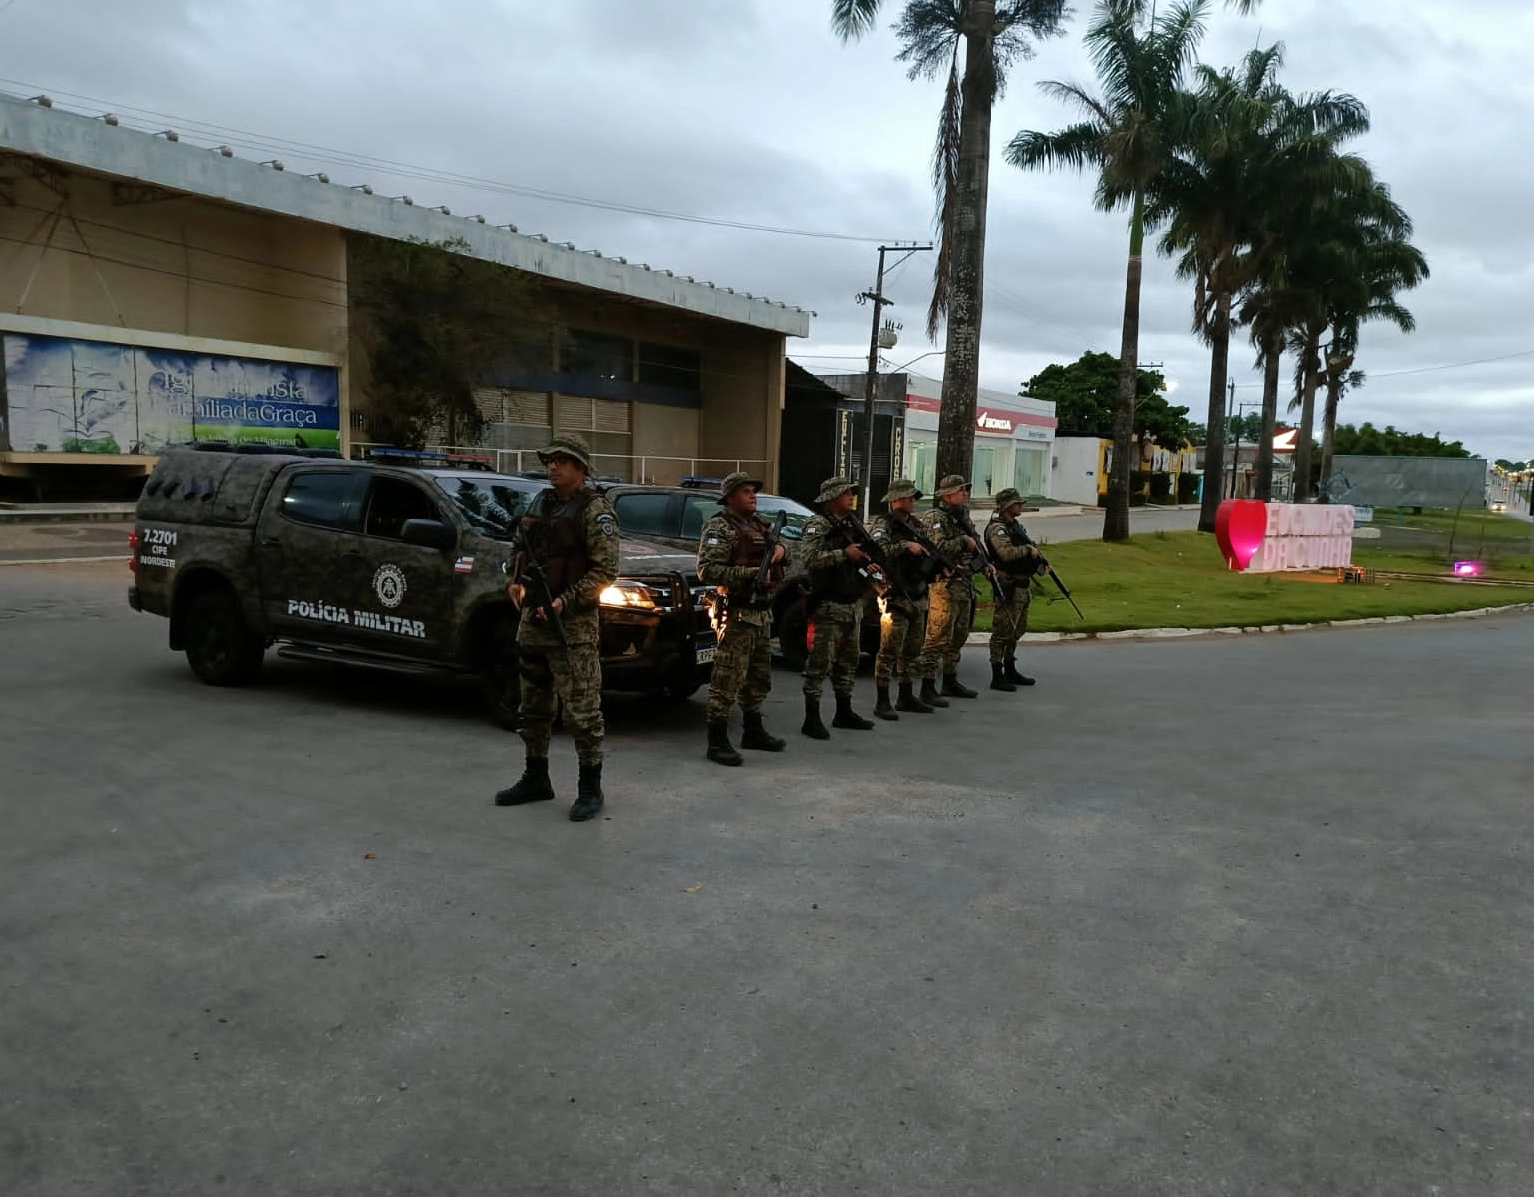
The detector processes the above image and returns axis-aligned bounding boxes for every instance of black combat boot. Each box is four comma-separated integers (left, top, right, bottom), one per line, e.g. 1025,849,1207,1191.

494,757,554,806
990,662,1017,692
942,673,979,699
801,696,831,740
895,681,934,714
1004,657,1036,686
918,678,950,709
832,693,874,730
740,710,786,752
707,720,744,766
872,685,899,721
570,761,604,822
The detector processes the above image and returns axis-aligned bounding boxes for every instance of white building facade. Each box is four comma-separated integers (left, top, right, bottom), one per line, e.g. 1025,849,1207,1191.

901,374,1056,502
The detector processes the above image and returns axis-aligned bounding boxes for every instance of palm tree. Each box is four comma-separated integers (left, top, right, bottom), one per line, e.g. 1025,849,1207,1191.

1152,45,1369,531
832,1,1071,483
1005,0,1209,542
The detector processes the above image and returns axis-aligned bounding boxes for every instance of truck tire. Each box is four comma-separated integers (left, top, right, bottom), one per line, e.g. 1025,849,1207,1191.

479,612,522,730
775,598,809,673
184,589,264,686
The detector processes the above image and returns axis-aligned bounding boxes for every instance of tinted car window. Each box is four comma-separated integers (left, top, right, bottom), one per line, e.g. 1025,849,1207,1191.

755,494,815,541
612,492,673,538
281,472,354,529
681,494,718,541
436,476,536,538
363,477,442,540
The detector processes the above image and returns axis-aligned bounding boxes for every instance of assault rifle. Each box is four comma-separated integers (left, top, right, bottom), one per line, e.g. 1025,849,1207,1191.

993,519,1085,620
844,511,908,601
748,510,788,605
511,516,570,649
888,511,959,585
949,506,1004,588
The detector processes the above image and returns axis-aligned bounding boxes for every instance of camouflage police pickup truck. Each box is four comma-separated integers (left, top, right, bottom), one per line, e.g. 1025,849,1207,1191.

128,446,717,726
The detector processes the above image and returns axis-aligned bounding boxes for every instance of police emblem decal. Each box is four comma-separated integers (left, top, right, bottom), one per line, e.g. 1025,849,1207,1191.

373,564,407,608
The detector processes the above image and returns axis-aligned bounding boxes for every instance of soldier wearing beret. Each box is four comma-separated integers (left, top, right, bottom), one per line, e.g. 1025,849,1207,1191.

696,471,789,766
797,477,879,739
494,433,619,822
984,488,1039,692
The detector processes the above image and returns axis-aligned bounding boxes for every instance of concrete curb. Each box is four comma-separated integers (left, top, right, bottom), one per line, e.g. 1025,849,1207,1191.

966,601,1534,646
0,555,131,566
0,506,136,524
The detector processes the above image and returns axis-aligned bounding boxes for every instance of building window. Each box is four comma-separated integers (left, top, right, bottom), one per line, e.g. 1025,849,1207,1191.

1013,447,1047,498
477,388,552,453
907,439,937,496
563,329,633,382
555,393,632,480
638,342,702,393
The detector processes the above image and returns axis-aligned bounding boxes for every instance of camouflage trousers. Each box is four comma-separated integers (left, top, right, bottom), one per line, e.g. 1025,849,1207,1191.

705,611,772,722
518,615,604,765
802,599,862,701
988,580,1032,662
875,597,927,686
921,580,973,679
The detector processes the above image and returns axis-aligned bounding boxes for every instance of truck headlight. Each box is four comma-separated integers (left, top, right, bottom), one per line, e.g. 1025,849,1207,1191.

600,582,659,609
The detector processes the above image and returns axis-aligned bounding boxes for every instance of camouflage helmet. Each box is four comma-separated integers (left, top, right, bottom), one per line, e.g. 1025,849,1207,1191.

536,433,593,472
993,487,1024,511
815,476,858,504
934,474,970,498
717,470,763,503
882,479,923,504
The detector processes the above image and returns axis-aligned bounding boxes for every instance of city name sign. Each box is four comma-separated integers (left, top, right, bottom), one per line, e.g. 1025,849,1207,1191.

1215,500,1355,572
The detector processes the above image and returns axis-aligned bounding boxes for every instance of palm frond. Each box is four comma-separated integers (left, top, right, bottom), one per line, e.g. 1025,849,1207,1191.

927,49,963,339
895,0,964,81
831,0,884,41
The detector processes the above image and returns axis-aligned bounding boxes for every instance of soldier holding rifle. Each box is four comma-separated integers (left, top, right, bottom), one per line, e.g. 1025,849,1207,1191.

696,472,790,767
918,475,993,704
869,479,943,720
494,434,619,823
984,488,1040,692
798,477,882,739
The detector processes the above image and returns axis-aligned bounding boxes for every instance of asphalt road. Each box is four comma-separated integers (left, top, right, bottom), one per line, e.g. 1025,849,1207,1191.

2,562,1530,1196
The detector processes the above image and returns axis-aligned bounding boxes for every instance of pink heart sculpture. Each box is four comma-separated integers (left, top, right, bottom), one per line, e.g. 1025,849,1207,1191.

1215,499,1269,571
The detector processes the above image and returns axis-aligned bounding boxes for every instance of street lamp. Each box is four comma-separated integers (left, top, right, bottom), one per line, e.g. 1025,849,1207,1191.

1228,401,1261,499
887,349,946,374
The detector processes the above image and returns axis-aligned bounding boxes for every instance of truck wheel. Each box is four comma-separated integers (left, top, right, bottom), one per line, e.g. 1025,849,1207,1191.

184,589,264,686
776,599,809,672
479,613,522,730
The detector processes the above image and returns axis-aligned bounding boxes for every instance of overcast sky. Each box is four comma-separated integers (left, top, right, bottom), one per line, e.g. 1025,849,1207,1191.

2,0,1531,463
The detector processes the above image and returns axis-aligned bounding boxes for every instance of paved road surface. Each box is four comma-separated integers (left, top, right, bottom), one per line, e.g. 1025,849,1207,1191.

2,561,1530,1196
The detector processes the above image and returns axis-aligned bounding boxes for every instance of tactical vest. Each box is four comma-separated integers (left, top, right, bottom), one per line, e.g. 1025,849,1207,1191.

882,514,930,599
522,488,596,594
723,512,778,606
810,518,869,604
990,517,1035,580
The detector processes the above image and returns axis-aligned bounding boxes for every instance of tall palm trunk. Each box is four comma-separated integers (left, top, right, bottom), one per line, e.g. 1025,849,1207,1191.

1255,331,1281,501
1197,289,1233,533
1318,347,1352,499
935,2,996,484
1292,323,1322,501
1104,192,1145,542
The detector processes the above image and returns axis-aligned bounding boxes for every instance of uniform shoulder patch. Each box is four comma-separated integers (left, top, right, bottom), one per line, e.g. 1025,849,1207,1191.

595,512,618,538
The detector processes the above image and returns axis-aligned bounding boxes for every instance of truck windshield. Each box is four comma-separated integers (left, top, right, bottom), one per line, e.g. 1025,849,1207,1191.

435,477,534,538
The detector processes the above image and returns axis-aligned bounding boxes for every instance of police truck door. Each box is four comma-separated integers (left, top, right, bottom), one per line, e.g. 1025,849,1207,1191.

342,474,455,657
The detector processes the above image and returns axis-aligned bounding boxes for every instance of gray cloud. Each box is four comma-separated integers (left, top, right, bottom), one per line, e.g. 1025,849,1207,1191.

3,0,1531,461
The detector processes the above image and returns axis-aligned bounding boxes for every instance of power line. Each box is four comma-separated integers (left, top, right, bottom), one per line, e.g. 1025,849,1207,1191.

0,78,908,245
1232,345,1534,389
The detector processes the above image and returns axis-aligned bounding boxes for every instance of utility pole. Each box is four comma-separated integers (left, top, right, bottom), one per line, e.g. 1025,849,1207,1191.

1224,377,1237,499
857,243,932,515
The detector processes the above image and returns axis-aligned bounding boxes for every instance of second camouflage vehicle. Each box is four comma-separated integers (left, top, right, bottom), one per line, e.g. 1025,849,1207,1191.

127,446,717,725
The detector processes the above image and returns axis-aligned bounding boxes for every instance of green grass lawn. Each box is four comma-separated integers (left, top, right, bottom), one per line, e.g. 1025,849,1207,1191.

971,528,1534,635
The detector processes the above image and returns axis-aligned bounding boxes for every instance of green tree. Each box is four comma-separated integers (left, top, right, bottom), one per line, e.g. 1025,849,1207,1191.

833,0,1072,487
1153,45,1369,531
1331,422,1469,458
1006,0,1210,542
1022,350,1188,442
349,236,551,449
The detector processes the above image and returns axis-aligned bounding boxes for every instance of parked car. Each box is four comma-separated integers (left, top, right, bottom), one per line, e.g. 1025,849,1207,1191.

128,447,717,727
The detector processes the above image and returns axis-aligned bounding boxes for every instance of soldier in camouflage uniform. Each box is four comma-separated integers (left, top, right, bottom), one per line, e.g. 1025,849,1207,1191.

984,488,1039,692
919,474,984,704
869,479,941,720
798,477,878,739
696,471,789,766
494,433,620,822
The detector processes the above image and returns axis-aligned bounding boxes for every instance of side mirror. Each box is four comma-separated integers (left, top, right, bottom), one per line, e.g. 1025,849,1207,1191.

400,518,456,550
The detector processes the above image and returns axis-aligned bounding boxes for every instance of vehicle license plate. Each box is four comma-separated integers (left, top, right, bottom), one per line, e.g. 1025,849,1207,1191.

696,645,717,665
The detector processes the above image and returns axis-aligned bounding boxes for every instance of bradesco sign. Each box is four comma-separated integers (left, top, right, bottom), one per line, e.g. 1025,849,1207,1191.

1216,499,1355,572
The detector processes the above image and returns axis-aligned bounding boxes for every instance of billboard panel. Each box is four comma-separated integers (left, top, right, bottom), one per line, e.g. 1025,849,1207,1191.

1,332,340,454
